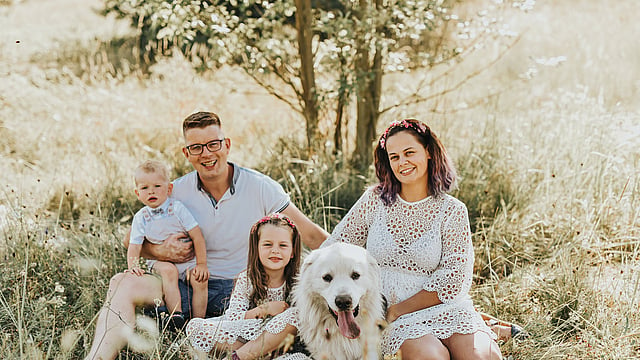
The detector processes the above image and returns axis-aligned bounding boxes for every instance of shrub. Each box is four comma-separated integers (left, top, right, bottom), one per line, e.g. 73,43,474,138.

258,137,370,234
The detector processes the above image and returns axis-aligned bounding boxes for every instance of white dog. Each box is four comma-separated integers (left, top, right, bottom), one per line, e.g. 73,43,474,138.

292,242,385,360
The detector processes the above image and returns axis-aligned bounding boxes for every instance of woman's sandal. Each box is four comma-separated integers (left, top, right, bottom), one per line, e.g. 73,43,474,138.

511,324,530,340
488,319,530,341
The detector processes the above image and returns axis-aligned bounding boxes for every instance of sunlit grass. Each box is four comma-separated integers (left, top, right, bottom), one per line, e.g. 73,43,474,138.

1,0,639,359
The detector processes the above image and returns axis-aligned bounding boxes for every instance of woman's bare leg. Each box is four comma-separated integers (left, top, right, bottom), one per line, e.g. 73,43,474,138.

441,331,502,360
190,274,209,318
398,334,450,360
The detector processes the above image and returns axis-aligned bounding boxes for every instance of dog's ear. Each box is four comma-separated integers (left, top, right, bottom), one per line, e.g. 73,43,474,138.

300,248,320,275
367,252,380,277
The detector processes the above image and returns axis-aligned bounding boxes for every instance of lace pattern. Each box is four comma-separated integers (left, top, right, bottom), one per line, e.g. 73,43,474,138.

186,271,299,353
326,188,495,355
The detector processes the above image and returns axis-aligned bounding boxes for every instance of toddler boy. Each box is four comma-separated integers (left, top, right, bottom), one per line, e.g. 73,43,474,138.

127,160,209,328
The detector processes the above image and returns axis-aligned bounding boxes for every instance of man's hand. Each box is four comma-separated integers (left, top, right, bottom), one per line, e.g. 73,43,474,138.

141,233,195,263
191,263,210,282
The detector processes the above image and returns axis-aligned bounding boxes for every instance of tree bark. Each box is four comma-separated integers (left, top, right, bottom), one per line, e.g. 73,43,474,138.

352,0,383,173
294,0,319,149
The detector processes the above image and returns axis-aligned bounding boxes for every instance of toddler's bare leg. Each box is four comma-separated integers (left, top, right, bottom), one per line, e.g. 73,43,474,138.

190,271,209,318
153,261,181,314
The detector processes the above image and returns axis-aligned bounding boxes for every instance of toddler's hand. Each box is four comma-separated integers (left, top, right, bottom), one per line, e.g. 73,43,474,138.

192,264,210,282
126,267,145,276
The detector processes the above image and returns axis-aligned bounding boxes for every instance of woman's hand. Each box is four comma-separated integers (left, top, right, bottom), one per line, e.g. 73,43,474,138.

385,304,401,323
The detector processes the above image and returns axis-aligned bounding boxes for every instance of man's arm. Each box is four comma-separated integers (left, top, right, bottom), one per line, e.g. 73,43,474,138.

281,203,329,250
122,227,195,263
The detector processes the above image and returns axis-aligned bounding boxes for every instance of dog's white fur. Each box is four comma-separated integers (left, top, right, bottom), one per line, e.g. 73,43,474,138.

293,242,384,360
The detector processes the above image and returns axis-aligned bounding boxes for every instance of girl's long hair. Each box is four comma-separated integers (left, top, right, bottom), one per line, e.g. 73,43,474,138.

374,119,456,206
246,213,301,307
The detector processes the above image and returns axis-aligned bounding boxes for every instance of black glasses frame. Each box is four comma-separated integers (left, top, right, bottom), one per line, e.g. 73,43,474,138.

185,138,226,155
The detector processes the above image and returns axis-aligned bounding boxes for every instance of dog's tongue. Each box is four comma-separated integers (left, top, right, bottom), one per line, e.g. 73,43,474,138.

336,310,360,339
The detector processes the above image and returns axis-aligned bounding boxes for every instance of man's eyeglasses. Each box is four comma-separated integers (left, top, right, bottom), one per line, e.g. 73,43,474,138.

185,139,226,155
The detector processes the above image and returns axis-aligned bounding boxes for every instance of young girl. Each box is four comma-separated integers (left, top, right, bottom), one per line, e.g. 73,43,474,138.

186,213,304,360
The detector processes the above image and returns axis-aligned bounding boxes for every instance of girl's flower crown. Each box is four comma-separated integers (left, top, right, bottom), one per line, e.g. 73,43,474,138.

256,213,296,229
378,119,427,149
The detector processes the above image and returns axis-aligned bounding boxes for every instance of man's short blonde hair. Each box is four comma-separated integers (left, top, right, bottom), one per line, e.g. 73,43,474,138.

134,160,170,185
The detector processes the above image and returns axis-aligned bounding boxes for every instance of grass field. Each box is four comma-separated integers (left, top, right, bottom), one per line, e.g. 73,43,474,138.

1,0,639,359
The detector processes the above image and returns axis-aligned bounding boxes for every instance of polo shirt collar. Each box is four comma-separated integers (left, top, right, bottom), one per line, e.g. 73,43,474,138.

196,162,238,196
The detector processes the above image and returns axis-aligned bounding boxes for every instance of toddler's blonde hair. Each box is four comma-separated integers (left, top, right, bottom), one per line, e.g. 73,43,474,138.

134,160,170,185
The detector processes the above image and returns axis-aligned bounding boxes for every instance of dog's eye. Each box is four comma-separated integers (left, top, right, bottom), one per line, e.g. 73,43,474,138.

351,272,360,280
322,274,332,282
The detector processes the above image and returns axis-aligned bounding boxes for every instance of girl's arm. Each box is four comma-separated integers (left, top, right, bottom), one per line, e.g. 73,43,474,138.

187,226,209,282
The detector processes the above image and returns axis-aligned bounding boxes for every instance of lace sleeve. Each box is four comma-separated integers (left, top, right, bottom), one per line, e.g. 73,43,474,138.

324,188,377,247
423,198,474,303
225,271,251,320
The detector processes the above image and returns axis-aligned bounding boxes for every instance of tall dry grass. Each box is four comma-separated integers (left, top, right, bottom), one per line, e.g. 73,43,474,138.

0,0,638,358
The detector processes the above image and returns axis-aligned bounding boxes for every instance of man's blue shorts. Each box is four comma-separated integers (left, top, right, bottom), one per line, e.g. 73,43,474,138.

155,278,234,318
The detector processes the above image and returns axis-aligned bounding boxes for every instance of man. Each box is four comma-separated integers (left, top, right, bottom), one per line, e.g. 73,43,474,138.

85,111,328,360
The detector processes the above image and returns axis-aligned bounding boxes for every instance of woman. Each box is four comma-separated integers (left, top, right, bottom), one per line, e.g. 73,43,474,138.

322,119,502,359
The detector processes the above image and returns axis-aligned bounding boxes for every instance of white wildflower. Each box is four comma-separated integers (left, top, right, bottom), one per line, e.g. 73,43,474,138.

55,282,65,293
60,329,82,352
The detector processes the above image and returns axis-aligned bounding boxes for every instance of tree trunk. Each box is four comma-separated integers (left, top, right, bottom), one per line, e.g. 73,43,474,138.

334,54,348,155
294,0,319,149
352,0,383,173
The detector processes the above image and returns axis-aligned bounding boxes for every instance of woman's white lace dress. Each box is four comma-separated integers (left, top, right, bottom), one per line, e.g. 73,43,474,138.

186,270,300,354
325,187,495,355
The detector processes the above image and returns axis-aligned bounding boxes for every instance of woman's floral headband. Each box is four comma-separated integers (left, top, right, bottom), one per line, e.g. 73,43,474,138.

379,119,427,149
257,213,296,229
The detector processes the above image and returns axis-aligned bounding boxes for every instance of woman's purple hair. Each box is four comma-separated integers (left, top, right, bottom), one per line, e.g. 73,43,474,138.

374,119,456,206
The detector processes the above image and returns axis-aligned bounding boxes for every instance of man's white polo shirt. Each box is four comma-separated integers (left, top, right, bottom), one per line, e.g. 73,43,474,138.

171,163,290,280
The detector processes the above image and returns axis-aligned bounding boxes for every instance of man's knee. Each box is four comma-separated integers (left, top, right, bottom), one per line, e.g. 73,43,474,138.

205,279,234,317
153,262,179,279
107,272,162,305
108,272,136,294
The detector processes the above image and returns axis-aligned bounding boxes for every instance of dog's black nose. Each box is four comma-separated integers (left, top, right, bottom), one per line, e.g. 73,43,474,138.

335,295,352,311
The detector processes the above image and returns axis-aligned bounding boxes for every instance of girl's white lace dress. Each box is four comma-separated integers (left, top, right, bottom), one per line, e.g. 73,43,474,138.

324,188,495,355
186,270,300,355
